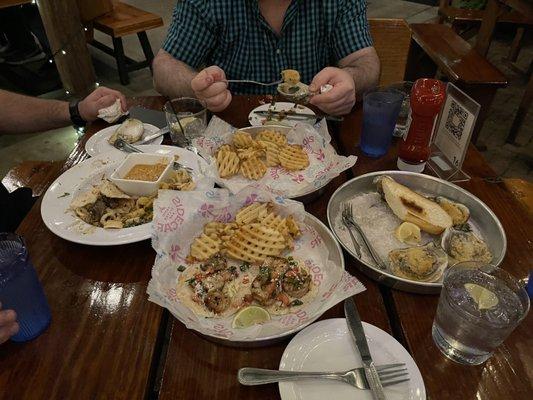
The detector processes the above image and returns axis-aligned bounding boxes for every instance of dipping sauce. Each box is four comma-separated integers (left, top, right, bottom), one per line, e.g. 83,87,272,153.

124,163,167,181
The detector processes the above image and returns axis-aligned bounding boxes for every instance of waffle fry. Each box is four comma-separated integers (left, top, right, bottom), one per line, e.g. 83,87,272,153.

256,130,287,147
262,212,289,236
278,144,309,171
225,224,286,262
236,202,271,225
240,157,267,180
203,221,226,238
190,233,221,261
257,140,281,167
286,215,301,238
215,144,233,155
216,149,240,178
237,147,264,161
232,131,255,149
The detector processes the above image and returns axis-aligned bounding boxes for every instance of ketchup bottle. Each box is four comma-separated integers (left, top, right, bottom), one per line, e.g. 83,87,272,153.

397,79,446,172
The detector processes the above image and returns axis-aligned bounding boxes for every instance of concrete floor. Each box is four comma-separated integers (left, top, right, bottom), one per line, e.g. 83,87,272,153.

0,0,531,181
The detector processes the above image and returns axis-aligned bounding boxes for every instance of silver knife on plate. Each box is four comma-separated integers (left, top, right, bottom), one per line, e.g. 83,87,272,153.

344,297,386,400
137,126,169,144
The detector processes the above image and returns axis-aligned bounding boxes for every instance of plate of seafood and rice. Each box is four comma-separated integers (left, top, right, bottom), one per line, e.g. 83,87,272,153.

41,145,213,246
327,171,506,294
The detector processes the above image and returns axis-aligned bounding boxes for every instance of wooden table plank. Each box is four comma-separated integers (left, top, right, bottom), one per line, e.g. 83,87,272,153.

338,102,533,400
0,0,31,8
157,97,394,400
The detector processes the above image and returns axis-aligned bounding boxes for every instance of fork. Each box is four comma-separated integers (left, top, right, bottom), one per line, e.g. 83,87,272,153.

238,363,409,388
223,79,283,86
113,138,194,172
342,203,387,270
342,214,362,259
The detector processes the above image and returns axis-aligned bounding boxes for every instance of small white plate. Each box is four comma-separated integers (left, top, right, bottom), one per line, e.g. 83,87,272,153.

279,318,425,400
248,102,316,127
41,145,212,246
85,123,163,157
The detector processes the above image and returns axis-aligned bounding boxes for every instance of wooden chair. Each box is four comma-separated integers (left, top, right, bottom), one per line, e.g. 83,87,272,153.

90,2,163,85
369,19,412,87
406,23,508,145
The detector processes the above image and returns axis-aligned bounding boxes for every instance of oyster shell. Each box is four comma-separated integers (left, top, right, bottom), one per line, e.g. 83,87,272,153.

441,226,492,264
388,242,448,282
434,196,470,226
108,118,144,145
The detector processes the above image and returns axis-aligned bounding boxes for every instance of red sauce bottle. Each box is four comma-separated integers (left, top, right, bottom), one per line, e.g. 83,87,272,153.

397,79,446,172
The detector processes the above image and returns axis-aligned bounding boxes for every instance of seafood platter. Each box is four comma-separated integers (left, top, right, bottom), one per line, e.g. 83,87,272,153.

41,145,213,246
147,187,364,346
192,118,356,200
327,171,506,294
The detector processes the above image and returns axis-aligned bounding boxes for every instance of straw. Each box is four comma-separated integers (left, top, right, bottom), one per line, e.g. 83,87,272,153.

165,97,188,145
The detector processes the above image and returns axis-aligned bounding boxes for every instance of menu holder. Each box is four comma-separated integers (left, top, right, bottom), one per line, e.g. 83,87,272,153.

427,83,480,183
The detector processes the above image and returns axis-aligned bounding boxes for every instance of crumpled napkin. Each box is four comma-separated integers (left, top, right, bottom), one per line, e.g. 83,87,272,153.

97,98,128,123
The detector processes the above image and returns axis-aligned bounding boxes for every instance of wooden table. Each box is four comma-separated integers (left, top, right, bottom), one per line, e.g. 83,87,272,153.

1,96,531,400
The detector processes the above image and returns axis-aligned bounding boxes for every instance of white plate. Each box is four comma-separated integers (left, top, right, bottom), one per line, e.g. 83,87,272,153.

248,102,316,127
279,318,426,400
41,145,212,246
85,123,163,157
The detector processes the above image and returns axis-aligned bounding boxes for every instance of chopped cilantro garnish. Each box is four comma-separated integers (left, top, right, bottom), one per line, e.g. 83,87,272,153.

177,265,186,272
290,299,303,306
186,277,196,285
240,262,250,272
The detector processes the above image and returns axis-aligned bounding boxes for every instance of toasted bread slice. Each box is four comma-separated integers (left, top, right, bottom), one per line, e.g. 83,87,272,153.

378,176,452,234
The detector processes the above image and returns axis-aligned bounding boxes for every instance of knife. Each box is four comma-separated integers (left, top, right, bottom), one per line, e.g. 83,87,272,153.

137,126,169,144
344,297,386,400
253,110,343,122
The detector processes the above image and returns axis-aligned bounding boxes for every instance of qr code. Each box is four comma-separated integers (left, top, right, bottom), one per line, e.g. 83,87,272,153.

445,99,468,141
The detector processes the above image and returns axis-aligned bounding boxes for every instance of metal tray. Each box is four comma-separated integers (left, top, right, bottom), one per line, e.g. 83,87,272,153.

327,171,506,294
194,212,345,347
238,126,334,203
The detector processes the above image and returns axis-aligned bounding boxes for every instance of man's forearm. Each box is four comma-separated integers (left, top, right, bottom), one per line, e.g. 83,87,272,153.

339,47,380,96
153,49,197,98
0,90,70,135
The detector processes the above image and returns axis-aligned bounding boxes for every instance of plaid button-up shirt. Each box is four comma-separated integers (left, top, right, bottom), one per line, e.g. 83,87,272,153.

162,0,373,94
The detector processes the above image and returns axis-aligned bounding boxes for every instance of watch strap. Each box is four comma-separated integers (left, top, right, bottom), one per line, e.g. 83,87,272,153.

69,100,87,127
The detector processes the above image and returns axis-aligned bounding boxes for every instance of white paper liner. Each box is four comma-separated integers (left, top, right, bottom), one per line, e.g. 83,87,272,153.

192,116,357,197
147,187,365,341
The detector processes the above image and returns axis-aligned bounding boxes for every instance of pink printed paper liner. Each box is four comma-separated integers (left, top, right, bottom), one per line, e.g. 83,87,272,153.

192,116,357,197
147,186,366,341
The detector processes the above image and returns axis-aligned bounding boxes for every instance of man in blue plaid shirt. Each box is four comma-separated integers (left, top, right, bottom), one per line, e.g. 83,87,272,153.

153,0,379,116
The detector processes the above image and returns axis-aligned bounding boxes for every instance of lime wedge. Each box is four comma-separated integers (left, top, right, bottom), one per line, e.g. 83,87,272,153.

464,283,499,310
232,306,271,329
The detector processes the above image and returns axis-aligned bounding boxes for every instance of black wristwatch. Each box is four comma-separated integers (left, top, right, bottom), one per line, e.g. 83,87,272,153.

69,100,87,128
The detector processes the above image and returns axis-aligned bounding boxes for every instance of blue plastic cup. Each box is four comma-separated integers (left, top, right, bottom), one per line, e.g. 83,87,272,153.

0,233,51,342
360,89,404,157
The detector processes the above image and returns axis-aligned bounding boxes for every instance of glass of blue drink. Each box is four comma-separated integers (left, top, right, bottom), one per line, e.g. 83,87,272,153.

432,262,529,365
0,233,51,342
360,88,404,157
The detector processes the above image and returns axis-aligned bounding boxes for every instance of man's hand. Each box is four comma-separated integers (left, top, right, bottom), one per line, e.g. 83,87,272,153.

0,303,19,344
78,86,127,122
191,66,232,112
309,67,356,116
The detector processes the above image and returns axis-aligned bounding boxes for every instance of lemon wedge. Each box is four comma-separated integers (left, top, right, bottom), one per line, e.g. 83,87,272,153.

232,306,271,329
395,222,422,244
464,283,499,310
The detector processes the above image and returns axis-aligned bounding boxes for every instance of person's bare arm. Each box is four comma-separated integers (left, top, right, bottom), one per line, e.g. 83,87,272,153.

338,46,380,95
0,90,70,135
153,49,197,98
0,87,126,135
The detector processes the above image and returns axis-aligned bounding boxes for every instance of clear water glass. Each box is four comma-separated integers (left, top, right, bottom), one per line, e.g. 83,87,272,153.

0,233,51,342
388,81,413,137
432,262,529,365
360,88,404,157
164,97,207,146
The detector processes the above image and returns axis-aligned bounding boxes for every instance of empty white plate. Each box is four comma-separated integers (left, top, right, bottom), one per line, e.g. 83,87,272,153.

279,318,425,400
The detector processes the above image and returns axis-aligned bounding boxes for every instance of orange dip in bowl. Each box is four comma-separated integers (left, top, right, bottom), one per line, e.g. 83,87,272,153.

124,163,167,181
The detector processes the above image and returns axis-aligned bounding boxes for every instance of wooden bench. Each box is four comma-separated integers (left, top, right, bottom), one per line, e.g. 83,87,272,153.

90,2,163,85
406,23,508,145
